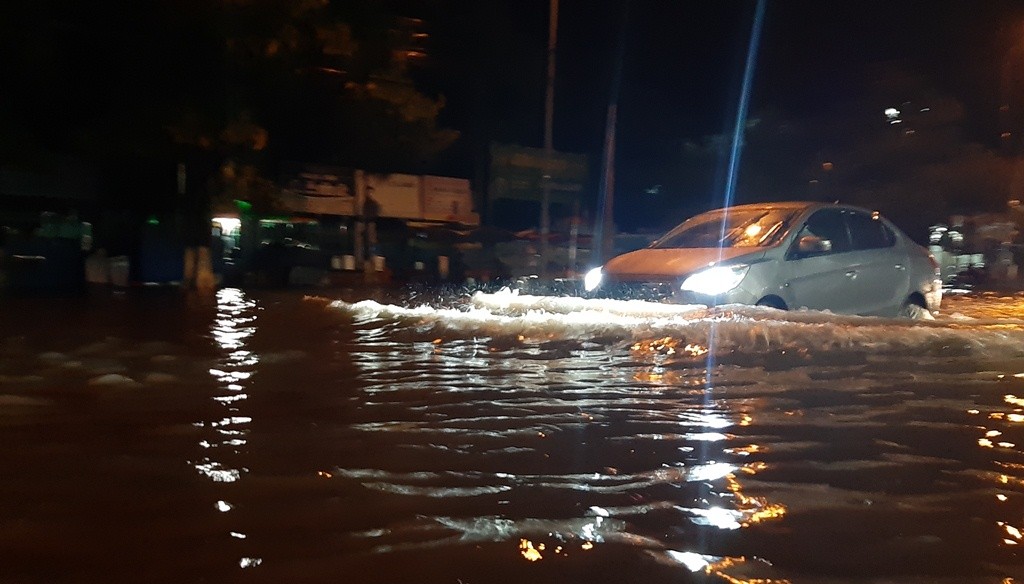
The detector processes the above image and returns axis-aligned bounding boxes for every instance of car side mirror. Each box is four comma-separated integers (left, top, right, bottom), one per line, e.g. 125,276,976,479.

797,235,832,255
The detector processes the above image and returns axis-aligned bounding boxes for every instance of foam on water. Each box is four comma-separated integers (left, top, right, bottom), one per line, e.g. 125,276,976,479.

328,289,1024,360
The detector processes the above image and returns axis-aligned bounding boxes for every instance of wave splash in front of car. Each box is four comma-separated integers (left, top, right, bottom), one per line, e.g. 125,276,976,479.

325,288,1024,361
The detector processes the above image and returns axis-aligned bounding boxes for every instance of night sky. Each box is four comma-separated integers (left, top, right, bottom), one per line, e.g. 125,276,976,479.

452,1,1015,148
406,0,1024,233
5,0,1024,237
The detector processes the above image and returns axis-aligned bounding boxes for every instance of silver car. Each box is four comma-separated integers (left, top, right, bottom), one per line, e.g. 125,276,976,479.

584,201,942,318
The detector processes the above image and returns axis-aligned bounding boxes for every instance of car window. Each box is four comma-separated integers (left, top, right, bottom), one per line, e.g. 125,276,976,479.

791,209,850,256
846,211,895,250
651,207,800,249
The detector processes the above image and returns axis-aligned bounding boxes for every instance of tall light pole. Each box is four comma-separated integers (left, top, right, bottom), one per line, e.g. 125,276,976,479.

540,0,558,277
595,0,629,265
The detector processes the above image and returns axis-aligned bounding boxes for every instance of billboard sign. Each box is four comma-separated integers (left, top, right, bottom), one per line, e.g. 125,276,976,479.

281,165,356,216
488,143,588,205
280,191,355,216
422,175,478,224
361,173,423,219
276,165,475,222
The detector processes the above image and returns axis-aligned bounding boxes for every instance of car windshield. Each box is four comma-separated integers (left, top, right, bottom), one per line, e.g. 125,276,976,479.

651,207,800,249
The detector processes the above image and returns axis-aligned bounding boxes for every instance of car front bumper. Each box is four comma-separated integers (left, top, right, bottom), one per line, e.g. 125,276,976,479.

595,279,759,307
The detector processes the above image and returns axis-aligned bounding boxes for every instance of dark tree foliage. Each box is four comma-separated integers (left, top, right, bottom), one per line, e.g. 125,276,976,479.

1,0,458,219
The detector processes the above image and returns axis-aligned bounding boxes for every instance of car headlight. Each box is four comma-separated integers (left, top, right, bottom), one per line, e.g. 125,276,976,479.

584,267,603,292
680,264,749,296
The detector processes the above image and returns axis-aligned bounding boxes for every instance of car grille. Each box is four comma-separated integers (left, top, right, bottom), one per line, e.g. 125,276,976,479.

599,279,679,302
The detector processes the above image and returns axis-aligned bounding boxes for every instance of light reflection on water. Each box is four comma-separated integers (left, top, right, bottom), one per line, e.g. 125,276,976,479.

337,296,798,580
2,290,1024,582
328,291,1024,582
196,287,260,566
973,390,1024,555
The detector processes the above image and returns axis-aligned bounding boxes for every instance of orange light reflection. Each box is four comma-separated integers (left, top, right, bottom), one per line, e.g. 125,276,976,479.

519,539,543,562
702,556,793,584
724,464,787,527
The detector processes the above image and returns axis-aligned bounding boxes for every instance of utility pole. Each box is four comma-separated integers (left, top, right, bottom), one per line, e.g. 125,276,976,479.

594,0,629,265
598,102,617,263
540,0,558,277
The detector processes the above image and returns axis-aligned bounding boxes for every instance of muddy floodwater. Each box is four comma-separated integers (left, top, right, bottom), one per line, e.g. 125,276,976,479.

2,287,1024,583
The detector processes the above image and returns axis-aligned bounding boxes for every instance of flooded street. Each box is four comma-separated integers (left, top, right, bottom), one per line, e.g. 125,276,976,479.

2,287,1024,583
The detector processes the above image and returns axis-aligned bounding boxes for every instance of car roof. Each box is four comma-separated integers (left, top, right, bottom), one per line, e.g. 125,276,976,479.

704,201,872,214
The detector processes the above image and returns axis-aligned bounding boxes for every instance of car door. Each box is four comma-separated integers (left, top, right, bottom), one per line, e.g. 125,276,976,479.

780,208,860,313
843,210,909,315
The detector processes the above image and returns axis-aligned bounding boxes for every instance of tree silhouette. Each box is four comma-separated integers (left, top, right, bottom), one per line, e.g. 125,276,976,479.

2,0,458,218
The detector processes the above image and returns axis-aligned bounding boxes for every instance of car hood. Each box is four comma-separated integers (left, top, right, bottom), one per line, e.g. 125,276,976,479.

603,247,763,280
